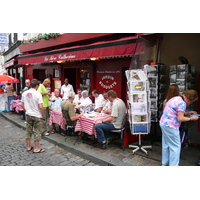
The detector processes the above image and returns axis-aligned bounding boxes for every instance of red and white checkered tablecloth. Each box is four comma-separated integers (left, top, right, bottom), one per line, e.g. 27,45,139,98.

49,109,66,130
15,101,24,113
10,100,24,113
10,100,18,111
75,114,110,136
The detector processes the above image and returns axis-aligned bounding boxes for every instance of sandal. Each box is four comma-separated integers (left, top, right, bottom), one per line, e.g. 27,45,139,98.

33,149,45,153
27,146,33,151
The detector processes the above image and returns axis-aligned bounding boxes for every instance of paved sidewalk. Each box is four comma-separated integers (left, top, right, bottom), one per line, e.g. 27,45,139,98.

1,111,200,166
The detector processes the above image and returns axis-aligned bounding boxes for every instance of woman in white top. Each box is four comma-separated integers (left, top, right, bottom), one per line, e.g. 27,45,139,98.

75,90,92,113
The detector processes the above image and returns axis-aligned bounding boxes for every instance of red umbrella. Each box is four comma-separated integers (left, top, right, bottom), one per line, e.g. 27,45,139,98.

0,75,20,84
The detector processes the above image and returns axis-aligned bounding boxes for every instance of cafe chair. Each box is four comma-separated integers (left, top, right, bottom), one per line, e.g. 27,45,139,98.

109,113,127,150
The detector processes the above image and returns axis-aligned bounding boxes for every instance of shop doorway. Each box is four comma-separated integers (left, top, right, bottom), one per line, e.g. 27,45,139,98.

64,68,76,90
33,69,46,83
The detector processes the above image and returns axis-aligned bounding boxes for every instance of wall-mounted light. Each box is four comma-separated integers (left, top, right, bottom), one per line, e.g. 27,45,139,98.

90,58,99,61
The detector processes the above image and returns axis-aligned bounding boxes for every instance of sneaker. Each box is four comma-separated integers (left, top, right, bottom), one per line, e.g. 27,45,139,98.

44,132,50,136
101,141,107,149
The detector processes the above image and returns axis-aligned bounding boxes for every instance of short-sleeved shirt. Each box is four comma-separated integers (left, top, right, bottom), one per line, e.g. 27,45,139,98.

61,101,76,122
111,98,126,129
160,96,186,130
61,84,74,100
94,94,104,109
73,95,84,104
21,88,43,118
100,99,112,110
49,97,62,111
37,84,49,107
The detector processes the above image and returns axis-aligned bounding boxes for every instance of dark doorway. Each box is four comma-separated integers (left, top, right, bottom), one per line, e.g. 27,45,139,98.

64,68,76,90
33,69,46,83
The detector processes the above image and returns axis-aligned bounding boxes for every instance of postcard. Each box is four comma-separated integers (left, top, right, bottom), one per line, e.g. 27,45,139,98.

128,102,147,114
131,123,148,134
129,81,146,92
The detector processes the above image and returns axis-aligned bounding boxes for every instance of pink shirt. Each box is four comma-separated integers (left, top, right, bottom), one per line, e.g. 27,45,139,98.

160,96,186,130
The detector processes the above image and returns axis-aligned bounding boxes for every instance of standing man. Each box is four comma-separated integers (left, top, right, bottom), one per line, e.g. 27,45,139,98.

95,90,126,149
37,78,51,136
22,79,31,92
61,78,74,101
21,79,45,153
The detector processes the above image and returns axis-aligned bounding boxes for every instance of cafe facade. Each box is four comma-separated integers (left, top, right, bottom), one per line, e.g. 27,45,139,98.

17,33,200,145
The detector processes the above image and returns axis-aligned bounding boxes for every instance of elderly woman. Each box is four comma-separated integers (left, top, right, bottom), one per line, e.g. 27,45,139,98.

160,89,199,166
75,90,92,113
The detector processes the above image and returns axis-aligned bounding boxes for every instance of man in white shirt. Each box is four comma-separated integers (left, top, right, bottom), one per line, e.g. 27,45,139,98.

75,90,92,113
73,88,84,106
21,79,45,153
96,90,112,114
92,89,104,111
61,78,74,101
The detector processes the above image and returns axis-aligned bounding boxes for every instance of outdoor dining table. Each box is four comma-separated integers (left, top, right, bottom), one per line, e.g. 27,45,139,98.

74,112,111,136
49,109,66,131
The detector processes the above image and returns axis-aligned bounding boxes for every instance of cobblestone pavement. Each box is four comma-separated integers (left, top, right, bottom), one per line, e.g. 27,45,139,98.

0,116,99,166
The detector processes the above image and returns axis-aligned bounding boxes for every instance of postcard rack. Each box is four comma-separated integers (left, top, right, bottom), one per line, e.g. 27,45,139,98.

125,66,152,155
146,64,166,121
170,64,196,94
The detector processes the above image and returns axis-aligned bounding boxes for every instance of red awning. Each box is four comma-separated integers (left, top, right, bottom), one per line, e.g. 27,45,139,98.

2,59,15,68
18,36,144,65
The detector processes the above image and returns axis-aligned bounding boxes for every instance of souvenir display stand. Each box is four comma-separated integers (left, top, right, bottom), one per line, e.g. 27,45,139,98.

146,64,166,122
146,64,166,142
126,66,152,155
169,64,195,95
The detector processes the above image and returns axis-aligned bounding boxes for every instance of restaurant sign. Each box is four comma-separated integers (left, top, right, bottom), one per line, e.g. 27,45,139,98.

97,70,120,90
44,54,76,62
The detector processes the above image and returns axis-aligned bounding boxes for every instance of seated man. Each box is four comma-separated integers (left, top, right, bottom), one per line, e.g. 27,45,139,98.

95,90,126,149
73,88,84,105
61,91,84,135
75,90,93,113
96,90,112,114
92,89,104,111
49,88,62,133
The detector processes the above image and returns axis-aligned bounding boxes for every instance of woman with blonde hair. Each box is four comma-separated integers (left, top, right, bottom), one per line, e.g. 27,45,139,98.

160,89,199,166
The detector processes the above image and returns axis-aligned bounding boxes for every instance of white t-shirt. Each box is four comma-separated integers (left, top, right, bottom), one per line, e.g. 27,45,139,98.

61,84,74,100
100,99,112,111
73,94,84,104
94,94,104,109
21,88,43,118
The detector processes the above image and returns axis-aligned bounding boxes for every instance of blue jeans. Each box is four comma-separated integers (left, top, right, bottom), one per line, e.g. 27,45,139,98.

95,122,118,142
160,123,181,166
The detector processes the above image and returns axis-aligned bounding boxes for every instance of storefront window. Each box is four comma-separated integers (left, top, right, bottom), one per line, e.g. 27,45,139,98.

80,69,90,92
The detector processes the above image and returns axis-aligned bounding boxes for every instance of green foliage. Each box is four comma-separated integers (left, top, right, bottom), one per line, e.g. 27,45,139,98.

21,33,60,45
